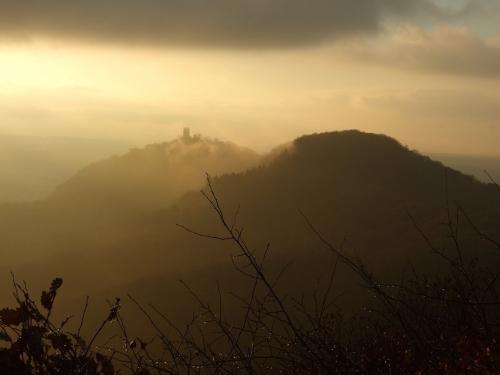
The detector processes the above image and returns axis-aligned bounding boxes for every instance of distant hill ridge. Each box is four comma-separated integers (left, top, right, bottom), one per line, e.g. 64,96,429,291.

207,130,491,211
46,133,260,218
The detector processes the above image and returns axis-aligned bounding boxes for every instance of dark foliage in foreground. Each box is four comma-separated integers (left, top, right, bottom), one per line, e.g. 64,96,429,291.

1,177,499,374
0,278,119,374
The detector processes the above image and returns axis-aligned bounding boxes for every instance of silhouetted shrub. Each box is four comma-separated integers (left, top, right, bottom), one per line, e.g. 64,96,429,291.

0,278,118,374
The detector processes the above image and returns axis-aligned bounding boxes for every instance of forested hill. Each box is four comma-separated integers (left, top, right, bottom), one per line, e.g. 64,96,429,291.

0,137,259,233
171,130,499,269
47,134,259,218
0,135,259,266
0,131,498,319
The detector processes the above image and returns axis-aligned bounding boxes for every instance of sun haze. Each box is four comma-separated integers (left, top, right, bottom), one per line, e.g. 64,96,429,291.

0,0,498,155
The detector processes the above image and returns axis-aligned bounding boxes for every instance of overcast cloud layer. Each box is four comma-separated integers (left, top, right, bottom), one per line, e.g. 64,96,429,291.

340,25,500,78
0,0,437,48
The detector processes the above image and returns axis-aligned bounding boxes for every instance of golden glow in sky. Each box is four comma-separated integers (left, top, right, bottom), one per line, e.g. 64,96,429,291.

0,1,499,155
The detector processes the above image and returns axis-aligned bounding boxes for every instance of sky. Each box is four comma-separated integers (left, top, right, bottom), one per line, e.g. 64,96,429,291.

0,0,499,155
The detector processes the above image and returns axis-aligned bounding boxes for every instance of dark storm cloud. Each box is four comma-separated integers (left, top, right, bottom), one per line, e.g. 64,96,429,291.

0,0,434,48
